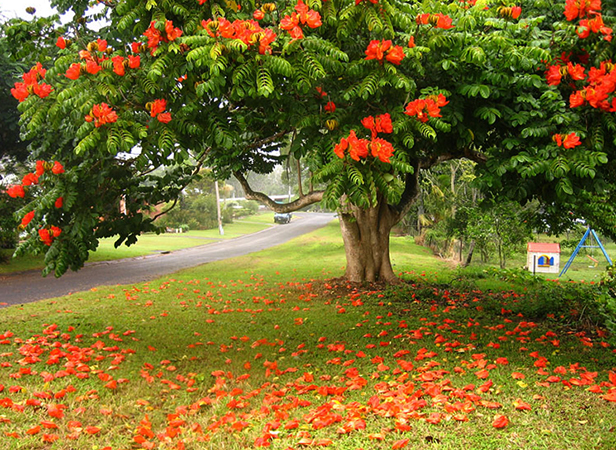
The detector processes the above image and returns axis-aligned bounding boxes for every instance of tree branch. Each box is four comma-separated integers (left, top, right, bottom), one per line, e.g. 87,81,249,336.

234,171,323,212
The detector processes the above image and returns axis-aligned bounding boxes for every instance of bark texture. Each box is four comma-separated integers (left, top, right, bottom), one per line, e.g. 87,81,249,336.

339,201,398,283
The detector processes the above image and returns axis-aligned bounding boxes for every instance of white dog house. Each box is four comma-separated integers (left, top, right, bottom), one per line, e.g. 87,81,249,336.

527,242,560,274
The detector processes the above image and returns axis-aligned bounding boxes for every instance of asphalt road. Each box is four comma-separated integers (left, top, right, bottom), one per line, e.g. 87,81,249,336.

0,212,335,307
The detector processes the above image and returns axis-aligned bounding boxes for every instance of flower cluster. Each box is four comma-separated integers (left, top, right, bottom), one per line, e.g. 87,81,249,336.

143,20,183,54
39,226,62,246
280,0,322,39
6,161,64,199
365,40,405,65
416,13,455,29
6,161,65,241
85,103,118,127
564,0,602,21
549,56,616,111
64,39,140,81
404,94,449,122
334,130,369,161
202,18,277,55
111,54,141,76
355,0,378,5
564,0,612,41
10,63,53,102
545,61,587,86
553,132,582,149
148,99,172,123
334,113,395,163
361,113,393,139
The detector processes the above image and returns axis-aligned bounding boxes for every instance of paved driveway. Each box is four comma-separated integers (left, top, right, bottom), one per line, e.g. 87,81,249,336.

0,212,335,306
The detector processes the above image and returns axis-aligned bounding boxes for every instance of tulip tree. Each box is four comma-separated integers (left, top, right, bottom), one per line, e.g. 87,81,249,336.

6,0,616,281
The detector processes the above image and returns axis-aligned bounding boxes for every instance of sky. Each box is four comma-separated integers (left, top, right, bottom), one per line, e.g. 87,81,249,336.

0,0,58,20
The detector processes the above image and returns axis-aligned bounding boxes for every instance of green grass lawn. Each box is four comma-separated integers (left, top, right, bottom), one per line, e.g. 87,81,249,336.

0,214,275,275
0,222,614,449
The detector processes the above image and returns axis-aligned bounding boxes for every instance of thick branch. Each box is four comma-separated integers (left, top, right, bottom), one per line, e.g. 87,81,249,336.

391,161,420,222
419,147,487,170
234,171,323,213
247,129,292,150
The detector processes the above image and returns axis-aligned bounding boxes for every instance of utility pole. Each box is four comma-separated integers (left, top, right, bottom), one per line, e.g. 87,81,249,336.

215,180,224,236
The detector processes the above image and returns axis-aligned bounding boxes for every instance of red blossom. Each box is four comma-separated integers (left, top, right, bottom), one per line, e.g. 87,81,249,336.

10,83,29,102
87,103,118,127
22,173,39,186
112,55,126,76
157,112,172,124
545,65,563,85
56,36,66,49
492,414,509,428
370,137,395,163
52,161,65,174
128,55,141,69
85,59,102,75
7,185,25,198
553,132,582,148
405,95,448,122
36,160,45,176
150,99,167,117
564,0,602,21
417,13,454,29
21,211,35,227
55,197,64,209
65,63,82,80
324,101,336,113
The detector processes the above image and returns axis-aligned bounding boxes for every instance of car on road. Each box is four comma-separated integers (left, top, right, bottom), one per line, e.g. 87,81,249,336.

274,212,292,224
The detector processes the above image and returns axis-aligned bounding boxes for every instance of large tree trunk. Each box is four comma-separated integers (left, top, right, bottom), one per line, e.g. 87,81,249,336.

338,200,398,284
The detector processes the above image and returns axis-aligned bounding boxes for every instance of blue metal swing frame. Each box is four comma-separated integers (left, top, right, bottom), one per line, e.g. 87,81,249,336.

559,228,613,277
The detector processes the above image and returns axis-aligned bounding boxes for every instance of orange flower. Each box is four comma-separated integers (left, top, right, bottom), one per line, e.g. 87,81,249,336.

385,45,405,65
112,55,125,76
10,83,29,102
22,173,39,186
65,63,82,80
392,438,410,449
56,36,66,49
370,137,395,163
128,55,141,69
492,414,509,428
553,132,582,149
21,211,35,227
7,185,25,198
36,160,46,176
405,96,448,122
150,99,167,117
52,161,65,174
55,197,64,209
85,59,102,75
157,112,172,124
87,103,118,127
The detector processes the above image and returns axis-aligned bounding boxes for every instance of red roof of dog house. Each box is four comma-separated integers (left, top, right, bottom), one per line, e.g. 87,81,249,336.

527,243,560,253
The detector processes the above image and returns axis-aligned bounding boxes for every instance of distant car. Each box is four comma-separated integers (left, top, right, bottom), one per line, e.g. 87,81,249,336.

274,212,292,224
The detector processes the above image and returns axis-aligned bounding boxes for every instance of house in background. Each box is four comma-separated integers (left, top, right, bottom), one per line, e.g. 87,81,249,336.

527,242,560,274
